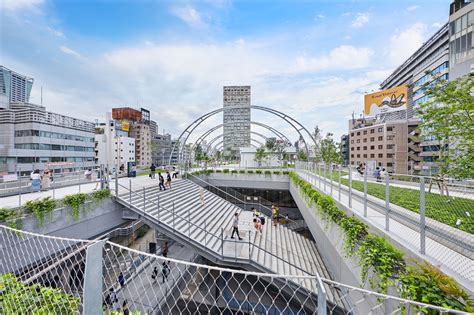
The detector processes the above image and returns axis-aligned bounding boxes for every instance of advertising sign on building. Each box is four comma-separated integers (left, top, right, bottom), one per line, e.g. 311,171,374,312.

364,85,408,116
121,120,130,131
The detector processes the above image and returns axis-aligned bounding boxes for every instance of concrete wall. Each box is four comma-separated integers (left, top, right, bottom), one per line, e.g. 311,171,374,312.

202,173,290,190
19,198,128,239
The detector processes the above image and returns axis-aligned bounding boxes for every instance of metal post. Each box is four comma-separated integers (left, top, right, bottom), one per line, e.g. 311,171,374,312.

316,276,327,315
18,175,22,207
248,231,251,261
128,179,132,207
329,166,333,195
173,202,175,231
348,166,353,208
157,195,160,220
143,187,146,213
221,228,224,256
338,168,341,201
78,170,81,193
205,220,208,246
385,171,390,231
52,181,55,200
83,240,105,314
420,178,426,254
115,164,118,197
363,166,368,217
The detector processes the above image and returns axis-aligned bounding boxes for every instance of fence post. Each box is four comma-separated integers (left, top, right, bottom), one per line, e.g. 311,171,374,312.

420,178,426,254
348,166,353,208
323,164,327,192
385,171,390,231
78,171,81,193
128,179,132,207
248,231,251,261
338,168,341,201
83,240,106,314
363,166,368,218
115,164,118,197
329,166,333,195
18,176,22,207
316,276,327,315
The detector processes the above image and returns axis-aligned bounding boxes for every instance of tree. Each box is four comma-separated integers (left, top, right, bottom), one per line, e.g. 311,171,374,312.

265,138,277,152
320,133,341,165
417,72,474,179
254,146,267,166
297,149,308,161
312,125,323,162
0,273,80,314
194,144,205,163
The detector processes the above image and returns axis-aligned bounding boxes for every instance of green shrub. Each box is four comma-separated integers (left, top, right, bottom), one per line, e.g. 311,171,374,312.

282,170,289,175
239,170,246,174
25,197,56,227
247,170,254,174
264,170,272,175
223,169,230,173
92,189,110,201
340,216,369,256
358,235,405,293
0,208,15,222
0,208,22,229
255,170,262,174
216,169,222,173
273,171,281,175
231,170,238,174
64,193,87,221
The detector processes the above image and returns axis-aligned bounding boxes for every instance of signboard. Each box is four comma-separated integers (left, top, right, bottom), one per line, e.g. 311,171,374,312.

121,120,130,131
364,85,408,116
3,174,18,182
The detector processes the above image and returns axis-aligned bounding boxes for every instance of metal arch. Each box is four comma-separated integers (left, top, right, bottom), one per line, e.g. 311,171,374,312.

170,105,316,165
210,139,260,156
192,121,291,154
204,131,268,155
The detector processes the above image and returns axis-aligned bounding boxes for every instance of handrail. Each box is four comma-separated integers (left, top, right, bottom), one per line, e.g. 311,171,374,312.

187,173,295,223
115,182,321,279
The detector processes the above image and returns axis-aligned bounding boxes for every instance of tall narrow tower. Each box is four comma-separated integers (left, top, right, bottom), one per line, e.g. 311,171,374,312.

223,86,251,159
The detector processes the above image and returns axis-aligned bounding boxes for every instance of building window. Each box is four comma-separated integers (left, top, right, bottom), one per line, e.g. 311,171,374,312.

363,130,367,135
351,133,354,137
387,162,393,167
387,135,394,140
378,154,383,158
363,146,367,150
370,137,375,142
357,132,360,136
351,154,354,158
378,136,383,141
357,147,360,151
357,154,360,158
351,147,354,151
357,139,360,143
351,140,354,144
363,139,367,143
387,144,394,149
370,145,374,150
387,153,394,158
387,126,393,132
370,154,375,158
363,154,367,158
378,127,383,132
378,145,383,149
370,129,375,134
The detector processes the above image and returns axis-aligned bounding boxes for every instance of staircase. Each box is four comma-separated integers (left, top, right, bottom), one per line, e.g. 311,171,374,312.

115,178,344,310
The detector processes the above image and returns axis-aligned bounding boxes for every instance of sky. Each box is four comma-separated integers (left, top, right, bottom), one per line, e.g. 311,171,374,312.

0,0,451,144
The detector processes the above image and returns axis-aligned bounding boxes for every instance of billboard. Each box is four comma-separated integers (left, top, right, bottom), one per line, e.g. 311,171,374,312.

115,120,130,131
364,85,408,116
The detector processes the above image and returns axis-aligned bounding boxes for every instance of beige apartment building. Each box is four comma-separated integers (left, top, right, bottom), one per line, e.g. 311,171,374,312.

129,123,151,167
349,118,421,174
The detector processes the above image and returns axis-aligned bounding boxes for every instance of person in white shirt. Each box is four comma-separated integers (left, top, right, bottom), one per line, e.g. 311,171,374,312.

30,169,42,192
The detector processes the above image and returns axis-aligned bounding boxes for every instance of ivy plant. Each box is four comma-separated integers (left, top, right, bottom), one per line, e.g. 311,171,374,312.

64,193,87,221
24,197,56,227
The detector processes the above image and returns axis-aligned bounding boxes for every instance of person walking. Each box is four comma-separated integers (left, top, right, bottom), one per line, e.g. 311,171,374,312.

166,171,172,189
30,169,42,192
162,241,169,258
84,168,93,181
41,169,51,191
230,212,243,240
200,187,205,206
152,266,159,282
118,272,125,288
158,173,166,191
162,261,170,283
122,300,130,315
272,206,279,226
150,163,156,179
253,217,263,234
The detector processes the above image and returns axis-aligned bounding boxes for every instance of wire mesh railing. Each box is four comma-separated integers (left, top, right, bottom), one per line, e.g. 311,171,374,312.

0,225,469,314
295,161,473,283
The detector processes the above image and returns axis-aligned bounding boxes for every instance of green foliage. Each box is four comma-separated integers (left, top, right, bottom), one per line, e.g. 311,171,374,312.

215,169,222,173
399,261,473,313
0,208,16,222
417,72,474,179
24,197,56,227
357,235,405,293
254,146,267,166
247,170,254,174
64,193,87,221
320,133,342,165
282,170,290,175
273,171,281,175
231,169,238,174
297,150,308,161
93,189,111,201
264,170,272,175
223,169,230,174
239,170,246,174
255,170,262,174
0,208,22,229
340,216,368,256
135,224,150,239
0,273,80,314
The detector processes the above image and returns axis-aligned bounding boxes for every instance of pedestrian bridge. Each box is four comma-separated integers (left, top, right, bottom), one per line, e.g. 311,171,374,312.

115,176,345,311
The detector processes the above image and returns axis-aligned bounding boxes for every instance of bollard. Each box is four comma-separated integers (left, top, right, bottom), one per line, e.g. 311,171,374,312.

385,172,390,231
420,178,426,254
363,167,368,217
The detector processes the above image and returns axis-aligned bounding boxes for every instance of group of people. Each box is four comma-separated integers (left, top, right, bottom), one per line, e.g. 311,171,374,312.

252,208,265,234
151,261,171,284
149,164,172,191
30,169,52,192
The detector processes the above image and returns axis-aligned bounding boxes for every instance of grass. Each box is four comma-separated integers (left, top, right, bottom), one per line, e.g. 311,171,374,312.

311,169,474,233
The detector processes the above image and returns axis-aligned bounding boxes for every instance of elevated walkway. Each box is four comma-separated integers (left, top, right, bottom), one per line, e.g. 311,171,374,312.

115,178,344,310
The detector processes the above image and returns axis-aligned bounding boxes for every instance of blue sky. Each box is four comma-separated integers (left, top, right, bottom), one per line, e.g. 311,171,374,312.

0,0,450,143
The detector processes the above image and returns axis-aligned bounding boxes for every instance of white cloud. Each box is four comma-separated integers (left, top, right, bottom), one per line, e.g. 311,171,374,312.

314,14,325,20
406,5,419,11
351,13,370,28
48,27,65,38
170,5,207,28
344,35,352,40
432,22,443,28
0,0,43,10
295,45,373,72
59,46,86,60
387,23,426,65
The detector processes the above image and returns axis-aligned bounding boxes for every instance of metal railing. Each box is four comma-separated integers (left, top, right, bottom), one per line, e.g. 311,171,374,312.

1,225,469,314
295,161,473,282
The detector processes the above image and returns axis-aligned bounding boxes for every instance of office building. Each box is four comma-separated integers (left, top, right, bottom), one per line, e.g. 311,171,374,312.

94,112,135,170
223,86,251,159
449,0,474,79
0,66,34,109
0,103,95,175
340,134,349,166
349,117,421,174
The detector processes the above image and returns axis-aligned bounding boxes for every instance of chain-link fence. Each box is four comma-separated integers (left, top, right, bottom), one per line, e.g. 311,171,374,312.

1,225,468,314
295,161,473,283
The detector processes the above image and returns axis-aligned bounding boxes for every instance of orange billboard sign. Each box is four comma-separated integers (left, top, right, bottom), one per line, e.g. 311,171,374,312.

364,85,408,116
